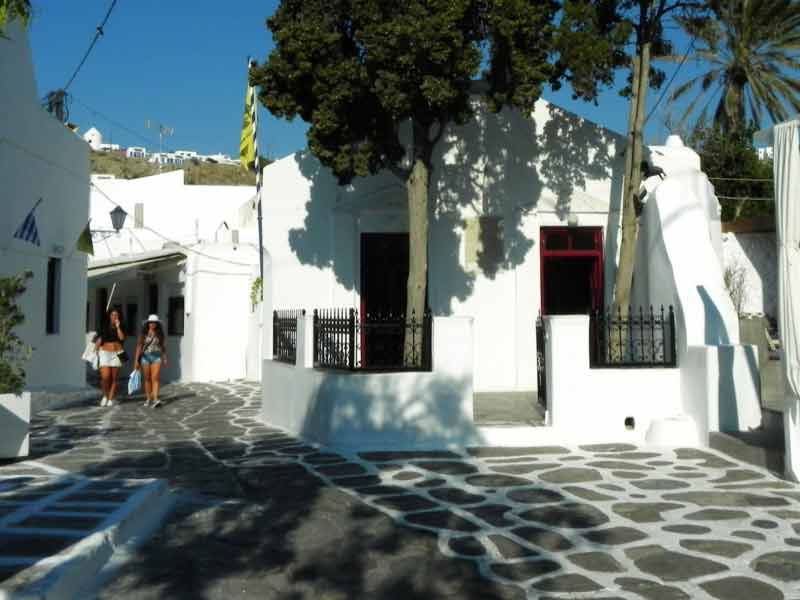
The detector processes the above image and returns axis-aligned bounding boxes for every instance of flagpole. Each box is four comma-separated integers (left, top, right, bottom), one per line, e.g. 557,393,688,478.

249,59,265,300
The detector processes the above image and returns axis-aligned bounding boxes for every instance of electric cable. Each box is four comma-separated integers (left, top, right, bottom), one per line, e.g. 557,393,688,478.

1,136,257,268
64,0,119,91
69,95,167,150
644,38,696,126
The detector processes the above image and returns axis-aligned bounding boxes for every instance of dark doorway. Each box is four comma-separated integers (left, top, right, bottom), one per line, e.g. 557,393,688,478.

540,227,603,315
361,233,409,367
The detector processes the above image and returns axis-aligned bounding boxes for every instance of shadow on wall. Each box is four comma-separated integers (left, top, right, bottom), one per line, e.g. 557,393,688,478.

285,102,624,315
298,372,476,449
697,286,731,346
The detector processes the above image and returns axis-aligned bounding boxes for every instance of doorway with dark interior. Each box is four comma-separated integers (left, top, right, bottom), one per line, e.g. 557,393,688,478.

360,233,409,368
540,227,604,316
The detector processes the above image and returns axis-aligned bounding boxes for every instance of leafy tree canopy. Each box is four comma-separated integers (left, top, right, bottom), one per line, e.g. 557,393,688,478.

252,0,626,184
670,0,800,131
689,122,773,222
0,0,31,38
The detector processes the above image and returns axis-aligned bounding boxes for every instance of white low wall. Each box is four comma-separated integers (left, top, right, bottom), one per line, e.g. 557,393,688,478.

262,316,477,449
544,316,688,444
681,345,762,444
0,392,30,458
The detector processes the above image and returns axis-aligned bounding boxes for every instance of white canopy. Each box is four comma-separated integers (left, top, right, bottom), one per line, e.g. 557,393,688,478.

774,120,800,480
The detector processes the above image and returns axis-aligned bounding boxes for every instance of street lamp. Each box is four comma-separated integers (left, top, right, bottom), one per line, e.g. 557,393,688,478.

92,206,129,242
110,206,127,232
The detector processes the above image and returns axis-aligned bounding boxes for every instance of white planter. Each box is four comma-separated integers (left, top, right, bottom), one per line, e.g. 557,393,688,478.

0,391,30,458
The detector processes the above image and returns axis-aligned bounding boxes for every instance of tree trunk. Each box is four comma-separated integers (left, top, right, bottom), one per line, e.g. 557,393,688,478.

613,41,651,315
404,153,430,366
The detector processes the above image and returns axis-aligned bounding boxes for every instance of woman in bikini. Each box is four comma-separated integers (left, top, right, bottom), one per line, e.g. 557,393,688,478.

134,314,168,408
95,308,126,407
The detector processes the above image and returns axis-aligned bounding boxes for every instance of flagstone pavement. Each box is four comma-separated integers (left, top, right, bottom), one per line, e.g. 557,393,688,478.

3,380,800,599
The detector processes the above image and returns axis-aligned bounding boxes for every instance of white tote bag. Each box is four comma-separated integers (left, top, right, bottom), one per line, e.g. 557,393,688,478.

81,341,99,370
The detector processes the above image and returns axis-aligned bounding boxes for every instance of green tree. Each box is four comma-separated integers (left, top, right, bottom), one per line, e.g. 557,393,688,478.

669,0,800,132
0,0,31,38
580,0,708,313
0,272,33,395
253,0,617,361
689,122,773,222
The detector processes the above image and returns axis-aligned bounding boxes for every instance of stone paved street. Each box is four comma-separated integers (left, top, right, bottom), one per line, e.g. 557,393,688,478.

3,381,800,599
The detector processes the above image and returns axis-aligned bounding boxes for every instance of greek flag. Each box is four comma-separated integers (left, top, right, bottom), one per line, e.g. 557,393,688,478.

13,198,42,246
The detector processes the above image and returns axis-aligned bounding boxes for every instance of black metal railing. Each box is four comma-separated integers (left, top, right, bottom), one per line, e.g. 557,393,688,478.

590,305,677,368
536,315,547,408
313,308,432,371
273,309,304,364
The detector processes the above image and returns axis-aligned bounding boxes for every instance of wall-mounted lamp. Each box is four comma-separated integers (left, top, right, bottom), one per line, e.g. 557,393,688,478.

109,206,128,232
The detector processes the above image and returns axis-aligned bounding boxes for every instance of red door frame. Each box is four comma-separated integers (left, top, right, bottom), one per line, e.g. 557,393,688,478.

539,227,604,315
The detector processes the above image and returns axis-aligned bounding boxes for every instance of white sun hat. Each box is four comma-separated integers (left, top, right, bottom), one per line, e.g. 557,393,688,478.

144,314,161,323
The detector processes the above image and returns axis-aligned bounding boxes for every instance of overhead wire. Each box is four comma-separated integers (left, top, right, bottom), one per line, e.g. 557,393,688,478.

0,136,257,268
69,95,168,151
63,0,119,91
644,38,696,126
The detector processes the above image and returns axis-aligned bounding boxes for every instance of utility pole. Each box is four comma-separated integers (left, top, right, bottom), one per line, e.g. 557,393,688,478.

145,120,174,170
44,90,67,122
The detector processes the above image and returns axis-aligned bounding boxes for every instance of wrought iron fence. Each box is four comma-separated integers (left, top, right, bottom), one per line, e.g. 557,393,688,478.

590,305,677,368
536,315,547,408
313,308,432,371
273,309,303,364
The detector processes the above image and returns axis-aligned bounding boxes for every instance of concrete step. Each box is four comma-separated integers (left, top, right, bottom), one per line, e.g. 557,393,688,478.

709,430,785,477
0,474,173,600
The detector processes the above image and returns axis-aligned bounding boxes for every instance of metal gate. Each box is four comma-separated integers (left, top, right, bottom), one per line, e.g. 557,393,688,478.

536,315,547,409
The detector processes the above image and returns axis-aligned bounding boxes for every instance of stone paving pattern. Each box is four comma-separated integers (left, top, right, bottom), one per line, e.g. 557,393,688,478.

4,381,800,599
0,464,160,584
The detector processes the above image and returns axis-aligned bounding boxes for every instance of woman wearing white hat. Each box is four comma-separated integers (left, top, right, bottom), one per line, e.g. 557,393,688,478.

134,314,168,407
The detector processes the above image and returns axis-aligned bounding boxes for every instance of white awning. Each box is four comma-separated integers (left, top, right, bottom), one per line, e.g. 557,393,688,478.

88,253,185,280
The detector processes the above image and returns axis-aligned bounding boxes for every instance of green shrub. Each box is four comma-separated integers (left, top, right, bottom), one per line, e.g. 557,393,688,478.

0,271,32,395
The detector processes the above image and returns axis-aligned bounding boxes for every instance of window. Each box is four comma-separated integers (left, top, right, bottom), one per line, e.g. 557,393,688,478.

46,257,61,334
545,233,568,250
168,296,184,335
148,284,159,316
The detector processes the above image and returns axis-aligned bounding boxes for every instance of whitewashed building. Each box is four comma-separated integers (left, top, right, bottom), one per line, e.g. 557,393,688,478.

86,170,263,383
0,22,89,391
259,101,761,450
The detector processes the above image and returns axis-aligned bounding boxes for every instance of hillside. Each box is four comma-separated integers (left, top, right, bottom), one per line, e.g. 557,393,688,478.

89,151,267,186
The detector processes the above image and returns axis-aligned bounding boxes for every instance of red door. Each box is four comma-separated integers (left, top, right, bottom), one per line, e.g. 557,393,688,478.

540,227,604,315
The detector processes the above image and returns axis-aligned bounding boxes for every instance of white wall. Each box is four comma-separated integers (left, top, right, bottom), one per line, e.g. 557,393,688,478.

0,22,89,390
186,245,260,382
262,316,475,449
261,99,625,395
722,231,777,318
89,170,256,261
544,316,688,444
632,139,762,438
88,243,260,384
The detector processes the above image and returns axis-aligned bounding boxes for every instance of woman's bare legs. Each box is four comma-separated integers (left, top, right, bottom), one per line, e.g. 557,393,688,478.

142,363,152,405
107,367,119,404
99,367,112,405
150,362,162,406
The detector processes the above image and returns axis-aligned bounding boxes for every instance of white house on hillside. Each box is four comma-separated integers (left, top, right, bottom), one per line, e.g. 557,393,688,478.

0,22,89,392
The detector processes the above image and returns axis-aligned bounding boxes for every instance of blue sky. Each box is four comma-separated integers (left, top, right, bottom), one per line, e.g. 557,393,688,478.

29,1,698,160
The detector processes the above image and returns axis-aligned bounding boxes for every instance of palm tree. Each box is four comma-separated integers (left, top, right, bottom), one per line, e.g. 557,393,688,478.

667,0,800,131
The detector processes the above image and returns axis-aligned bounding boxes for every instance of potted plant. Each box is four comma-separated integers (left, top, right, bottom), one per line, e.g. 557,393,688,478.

0,271,32,458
